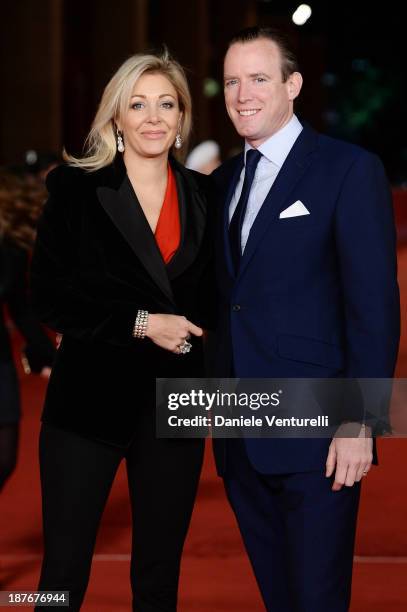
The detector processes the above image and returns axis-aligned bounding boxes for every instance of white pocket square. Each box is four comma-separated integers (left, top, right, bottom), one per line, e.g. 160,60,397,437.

279,200,310,219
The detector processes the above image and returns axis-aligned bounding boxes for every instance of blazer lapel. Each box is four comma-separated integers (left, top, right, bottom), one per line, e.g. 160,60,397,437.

238,124,319,279
166,160,207,281
97,173,175,305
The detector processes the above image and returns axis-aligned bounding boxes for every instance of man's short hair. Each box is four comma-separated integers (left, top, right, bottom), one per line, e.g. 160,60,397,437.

227,26,299,82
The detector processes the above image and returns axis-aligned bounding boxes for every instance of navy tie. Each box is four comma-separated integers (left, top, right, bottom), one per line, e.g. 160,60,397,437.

229,148,262,272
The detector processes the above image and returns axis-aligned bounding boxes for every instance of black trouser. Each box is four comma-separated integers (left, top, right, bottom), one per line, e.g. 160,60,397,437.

36,423,204,612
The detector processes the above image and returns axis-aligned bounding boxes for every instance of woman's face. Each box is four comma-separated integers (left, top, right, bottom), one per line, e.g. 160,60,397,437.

118,72,181,160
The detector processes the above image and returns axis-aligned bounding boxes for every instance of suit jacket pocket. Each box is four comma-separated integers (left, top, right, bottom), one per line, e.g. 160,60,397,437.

277,333,344,370
277,215,316,227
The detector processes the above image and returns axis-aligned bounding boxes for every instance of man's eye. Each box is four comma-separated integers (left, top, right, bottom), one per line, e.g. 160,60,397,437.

225,80,238,87
255,77,266,83
131,102,144,110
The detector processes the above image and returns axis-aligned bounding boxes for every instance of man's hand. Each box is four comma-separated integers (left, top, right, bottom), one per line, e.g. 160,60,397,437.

326,423,373,491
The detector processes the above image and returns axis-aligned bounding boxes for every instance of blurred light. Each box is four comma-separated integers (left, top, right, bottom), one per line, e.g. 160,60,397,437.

25,149,38,165
323,110,339,126
292,4,312,26
352,58,369,72
321,73,337,87
203,78,221,98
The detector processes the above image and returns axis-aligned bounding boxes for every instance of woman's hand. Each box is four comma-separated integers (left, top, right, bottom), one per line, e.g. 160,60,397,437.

145,314,203,353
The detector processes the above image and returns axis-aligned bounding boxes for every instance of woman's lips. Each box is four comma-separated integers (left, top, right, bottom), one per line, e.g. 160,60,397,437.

142,131,166,139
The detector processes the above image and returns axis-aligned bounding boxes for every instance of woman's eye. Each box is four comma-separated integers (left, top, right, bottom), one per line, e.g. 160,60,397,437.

161,101,175,109
131,102,144,110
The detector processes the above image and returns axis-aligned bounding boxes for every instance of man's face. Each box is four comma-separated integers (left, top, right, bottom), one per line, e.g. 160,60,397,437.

223,39,302,147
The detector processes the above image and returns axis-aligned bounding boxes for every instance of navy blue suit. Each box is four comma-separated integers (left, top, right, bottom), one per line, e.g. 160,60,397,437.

212,124,400,611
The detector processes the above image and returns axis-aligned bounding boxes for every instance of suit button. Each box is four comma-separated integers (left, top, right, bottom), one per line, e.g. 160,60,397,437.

232,304,241,311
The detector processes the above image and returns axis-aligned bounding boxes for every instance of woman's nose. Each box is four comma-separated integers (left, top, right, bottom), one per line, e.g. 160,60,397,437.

146,107,160,123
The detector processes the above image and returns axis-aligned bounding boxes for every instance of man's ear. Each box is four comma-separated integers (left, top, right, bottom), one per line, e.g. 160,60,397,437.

287,72,303,101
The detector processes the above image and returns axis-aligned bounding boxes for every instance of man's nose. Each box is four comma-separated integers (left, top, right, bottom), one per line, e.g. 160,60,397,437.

237,82,252,103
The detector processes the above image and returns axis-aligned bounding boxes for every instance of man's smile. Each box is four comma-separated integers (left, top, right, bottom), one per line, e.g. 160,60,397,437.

238,109,261,116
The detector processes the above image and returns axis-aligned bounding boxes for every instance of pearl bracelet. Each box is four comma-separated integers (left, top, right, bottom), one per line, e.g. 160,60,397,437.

132,310,149,339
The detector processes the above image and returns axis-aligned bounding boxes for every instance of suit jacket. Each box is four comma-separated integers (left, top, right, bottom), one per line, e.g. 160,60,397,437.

30,155,216,447
212,123,400,474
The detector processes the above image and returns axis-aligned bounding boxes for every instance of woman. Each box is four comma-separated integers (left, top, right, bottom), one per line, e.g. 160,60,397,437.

30,50,215,611
0,170,55,491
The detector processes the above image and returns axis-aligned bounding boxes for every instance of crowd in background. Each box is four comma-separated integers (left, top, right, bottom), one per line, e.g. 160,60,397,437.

0,152,59,491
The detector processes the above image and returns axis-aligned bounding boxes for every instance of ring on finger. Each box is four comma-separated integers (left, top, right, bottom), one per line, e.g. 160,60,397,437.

178,340,192,355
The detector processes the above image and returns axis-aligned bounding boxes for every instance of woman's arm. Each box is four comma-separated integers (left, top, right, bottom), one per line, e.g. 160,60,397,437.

30,168,141,346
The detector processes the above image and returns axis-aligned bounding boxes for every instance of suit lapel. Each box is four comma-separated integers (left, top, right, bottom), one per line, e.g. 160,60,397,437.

96,166,175,305
238,125,319,279
166,160,207,281
95,156,208,305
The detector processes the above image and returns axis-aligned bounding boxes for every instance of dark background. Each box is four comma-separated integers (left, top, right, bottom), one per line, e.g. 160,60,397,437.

1,0,406,182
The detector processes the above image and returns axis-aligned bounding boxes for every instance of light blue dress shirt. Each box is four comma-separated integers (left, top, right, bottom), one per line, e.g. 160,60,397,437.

229,114,303,252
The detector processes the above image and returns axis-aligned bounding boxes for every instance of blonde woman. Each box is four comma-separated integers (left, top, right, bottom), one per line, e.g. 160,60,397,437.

30,50,215,611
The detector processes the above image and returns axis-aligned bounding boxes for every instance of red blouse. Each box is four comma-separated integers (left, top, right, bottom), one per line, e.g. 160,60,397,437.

154,165,181,264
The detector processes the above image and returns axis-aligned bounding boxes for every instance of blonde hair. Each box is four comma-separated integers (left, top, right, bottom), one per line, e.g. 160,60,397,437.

64,49,192,171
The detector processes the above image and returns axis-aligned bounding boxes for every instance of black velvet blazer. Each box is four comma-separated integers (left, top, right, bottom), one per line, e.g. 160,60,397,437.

30,155,216,446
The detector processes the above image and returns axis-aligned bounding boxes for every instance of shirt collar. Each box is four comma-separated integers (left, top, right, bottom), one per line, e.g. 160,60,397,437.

244,114,303,168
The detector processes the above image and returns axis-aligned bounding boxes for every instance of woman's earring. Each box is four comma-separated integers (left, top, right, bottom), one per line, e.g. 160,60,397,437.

117,129,125,153
174,133,182,149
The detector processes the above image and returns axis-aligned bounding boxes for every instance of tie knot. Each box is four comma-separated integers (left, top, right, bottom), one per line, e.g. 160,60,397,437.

246,149,261,168
245,148,262,173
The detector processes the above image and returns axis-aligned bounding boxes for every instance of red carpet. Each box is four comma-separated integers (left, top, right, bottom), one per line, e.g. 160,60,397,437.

1,247,407,611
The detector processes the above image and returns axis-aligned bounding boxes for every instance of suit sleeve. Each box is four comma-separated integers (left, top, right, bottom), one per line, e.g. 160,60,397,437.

30,168,139,346
335,151,400,433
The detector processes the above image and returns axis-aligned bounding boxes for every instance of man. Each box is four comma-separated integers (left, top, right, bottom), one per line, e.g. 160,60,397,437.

212,27,400,611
